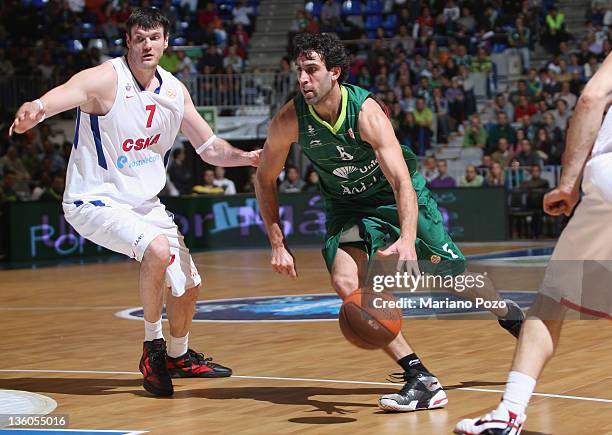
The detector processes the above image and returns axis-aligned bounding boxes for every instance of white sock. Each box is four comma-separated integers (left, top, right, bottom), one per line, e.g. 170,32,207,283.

168,333,189,358
500,371,537,416
144,319,163,342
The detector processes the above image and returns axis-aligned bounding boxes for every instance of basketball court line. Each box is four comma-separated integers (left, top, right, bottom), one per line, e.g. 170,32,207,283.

0,431,147,434
1,369,611,404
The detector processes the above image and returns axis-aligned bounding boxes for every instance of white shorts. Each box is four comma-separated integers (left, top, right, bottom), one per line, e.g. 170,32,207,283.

540,175,612,319
63,198,201,297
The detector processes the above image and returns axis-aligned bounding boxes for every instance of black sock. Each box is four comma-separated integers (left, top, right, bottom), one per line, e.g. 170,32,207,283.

398,353,429,374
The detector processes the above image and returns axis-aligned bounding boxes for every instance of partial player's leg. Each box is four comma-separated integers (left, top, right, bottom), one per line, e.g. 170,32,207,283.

153,208,232,380
165,284,232,379
454,295,567,435
138,235,175,396
456,271,525,337
331,244,448,412
412,172,524,337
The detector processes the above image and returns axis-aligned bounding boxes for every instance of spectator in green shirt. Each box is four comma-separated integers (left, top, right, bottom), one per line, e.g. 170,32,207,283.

413,97,433,155
459,164,484,187
471,48,493,74
526,68,543,97
159,47,180,73
543,7,569,53
463,113,487,148
414,96,433,126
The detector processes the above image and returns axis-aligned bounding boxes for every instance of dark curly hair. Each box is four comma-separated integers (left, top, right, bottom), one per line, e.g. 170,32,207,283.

126,7,170,37
292,33,350,84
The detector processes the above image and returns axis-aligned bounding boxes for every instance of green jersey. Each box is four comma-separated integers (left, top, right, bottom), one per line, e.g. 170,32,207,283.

293,83,418,203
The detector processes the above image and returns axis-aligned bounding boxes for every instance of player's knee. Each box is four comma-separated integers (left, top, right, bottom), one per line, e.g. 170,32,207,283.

182,285,200,302
144,235,171,266
331,274,358,299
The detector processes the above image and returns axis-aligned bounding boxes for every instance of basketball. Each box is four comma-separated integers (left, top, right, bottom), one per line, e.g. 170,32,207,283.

339,289,403,349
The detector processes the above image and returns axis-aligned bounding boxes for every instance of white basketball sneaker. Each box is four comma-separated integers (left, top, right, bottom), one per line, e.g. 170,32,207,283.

454,403,526,434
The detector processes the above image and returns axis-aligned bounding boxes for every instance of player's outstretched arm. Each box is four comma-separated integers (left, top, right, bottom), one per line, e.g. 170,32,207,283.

359,98,419,274
255,102,298,277
10,63,116,136
180,83,259,167
545,50,612,216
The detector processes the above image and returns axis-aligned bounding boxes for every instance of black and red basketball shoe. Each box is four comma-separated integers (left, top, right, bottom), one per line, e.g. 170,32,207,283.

139,338,173,396
166,349,232,378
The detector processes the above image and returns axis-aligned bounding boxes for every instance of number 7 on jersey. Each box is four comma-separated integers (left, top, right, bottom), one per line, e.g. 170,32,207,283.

145,105,156,128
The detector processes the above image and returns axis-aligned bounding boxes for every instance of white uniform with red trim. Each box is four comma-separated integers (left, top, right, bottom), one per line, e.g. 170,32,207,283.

62,57,200,296
539,110,612,319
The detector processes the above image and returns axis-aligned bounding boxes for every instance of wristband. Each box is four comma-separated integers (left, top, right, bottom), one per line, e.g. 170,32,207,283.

196,134,217,154
34,99,46,122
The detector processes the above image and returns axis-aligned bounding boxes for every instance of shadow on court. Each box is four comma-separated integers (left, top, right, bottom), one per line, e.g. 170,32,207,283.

171,386,389,415
0,377,142,396
288,416,358,424
444,380,506,390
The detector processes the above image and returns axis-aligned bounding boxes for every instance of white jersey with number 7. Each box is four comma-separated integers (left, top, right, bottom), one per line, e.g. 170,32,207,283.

63,56,184,208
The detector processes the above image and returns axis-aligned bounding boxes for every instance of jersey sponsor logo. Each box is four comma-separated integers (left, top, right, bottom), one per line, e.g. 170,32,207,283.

166,88,177,99
117,155,128,169
309,139,322,147
332,166,358,179
122,133,161,151
116,153,161,170
307,124,316,135
336,145,354,160
341,181,369,195
332,159,380,180
126,94,135,99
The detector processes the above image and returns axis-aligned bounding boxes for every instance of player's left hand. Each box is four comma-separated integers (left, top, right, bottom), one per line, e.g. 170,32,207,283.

248,149,262,167
377,238,420,276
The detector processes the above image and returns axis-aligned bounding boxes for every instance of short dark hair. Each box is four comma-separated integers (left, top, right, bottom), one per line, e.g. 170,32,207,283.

126,7,170,37
292,33,350,83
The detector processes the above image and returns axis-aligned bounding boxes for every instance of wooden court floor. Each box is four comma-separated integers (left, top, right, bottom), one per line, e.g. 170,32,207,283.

1,242,611,434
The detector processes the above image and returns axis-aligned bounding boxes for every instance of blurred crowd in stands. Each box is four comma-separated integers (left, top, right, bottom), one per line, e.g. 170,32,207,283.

3,0,612,238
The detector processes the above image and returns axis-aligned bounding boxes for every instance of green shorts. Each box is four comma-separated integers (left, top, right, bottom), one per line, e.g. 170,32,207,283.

322,172,466,276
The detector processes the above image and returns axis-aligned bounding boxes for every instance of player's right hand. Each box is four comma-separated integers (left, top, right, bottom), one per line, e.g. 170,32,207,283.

543,186,579,217
271,244,298,278
9,101,46,136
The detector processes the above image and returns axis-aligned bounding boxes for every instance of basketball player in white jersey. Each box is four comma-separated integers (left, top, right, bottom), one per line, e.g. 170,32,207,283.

10,8,259,397
455,52,612,434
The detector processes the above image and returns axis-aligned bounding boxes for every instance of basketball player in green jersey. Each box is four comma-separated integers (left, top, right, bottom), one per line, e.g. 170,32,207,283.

256,33,524,412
